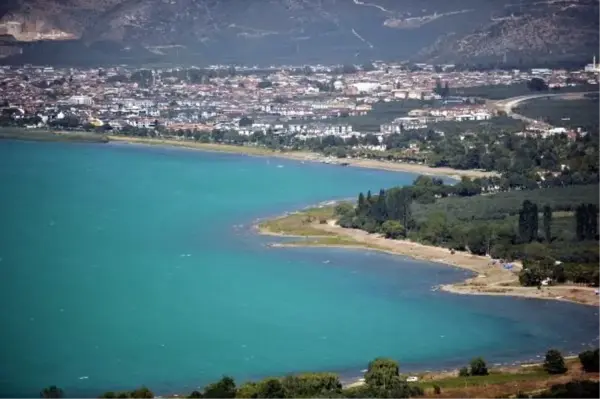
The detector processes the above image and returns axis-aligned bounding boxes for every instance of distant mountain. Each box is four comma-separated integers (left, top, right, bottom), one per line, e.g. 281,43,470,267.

0,0,597,66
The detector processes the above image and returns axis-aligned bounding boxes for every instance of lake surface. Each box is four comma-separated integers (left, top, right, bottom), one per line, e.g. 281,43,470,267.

0,140,598,397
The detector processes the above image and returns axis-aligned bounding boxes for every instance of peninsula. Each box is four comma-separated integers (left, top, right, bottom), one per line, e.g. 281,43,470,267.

258,178,599,307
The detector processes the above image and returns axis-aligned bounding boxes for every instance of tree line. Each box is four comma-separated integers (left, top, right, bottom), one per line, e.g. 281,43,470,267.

335,176,599,287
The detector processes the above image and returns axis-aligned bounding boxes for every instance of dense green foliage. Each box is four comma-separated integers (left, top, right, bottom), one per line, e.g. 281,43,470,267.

578,348,600,373
105,92,600,192
70,358,427,399
337,176,599,286
40,386,64,398
518,200,539,243
469,358,489,376
515,96,599,132
575,204,599,241
543,350,567,375
411,184,599,221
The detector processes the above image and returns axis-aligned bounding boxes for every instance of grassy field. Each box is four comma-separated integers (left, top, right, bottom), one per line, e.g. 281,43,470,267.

0,127,109,143
416,368,550,390
257,205,391,250
515,96,599,131
258,206,338,237
451,83,599,100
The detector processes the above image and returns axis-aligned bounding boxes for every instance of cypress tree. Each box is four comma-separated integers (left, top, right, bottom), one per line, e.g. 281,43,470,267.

374,189,387,224
530,203,539,242
518,206,528,243
543,205,552,242
365,190,373,219
518,200,539,243
575,204,586,241
399,187,413,231
585,204,598,240
357,192,366,215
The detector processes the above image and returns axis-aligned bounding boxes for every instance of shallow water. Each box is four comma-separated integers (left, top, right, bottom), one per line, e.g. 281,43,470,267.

0,140,597,397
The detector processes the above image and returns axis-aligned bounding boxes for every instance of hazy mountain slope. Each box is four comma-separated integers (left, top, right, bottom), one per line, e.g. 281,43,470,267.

0,0,597,65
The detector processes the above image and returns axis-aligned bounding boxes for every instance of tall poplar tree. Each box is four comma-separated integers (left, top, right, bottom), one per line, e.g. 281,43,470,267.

575,204,586,241
586,204,598,240
543,205,552,242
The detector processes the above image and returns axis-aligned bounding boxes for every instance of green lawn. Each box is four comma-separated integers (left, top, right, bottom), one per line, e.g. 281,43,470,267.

259,206,337,236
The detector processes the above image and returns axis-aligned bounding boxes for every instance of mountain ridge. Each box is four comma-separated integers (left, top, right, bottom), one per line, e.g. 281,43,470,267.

0,0,597,66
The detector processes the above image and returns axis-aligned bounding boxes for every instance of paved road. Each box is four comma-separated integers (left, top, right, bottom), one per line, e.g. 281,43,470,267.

490,91,597,129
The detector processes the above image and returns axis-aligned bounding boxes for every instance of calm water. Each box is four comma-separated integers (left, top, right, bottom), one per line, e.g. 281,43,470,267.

0,140,598,397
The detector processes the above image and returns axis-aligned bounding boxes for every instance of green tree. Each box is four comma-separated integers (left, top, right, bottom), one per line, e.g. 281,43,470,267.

544,349,567,374
527,77,549,91
129,387,154,398
543,205,553,242
235,382,258,398
578,348,599,372
434,78,443,96
41,386,64,398
518,200,539,243
256,378,285,398
364,358,400,387
334,202,354,218
467,225,493,256
585,204,599,240
357,193,367,216
519,266,543,286
381,220,406,239
281,373,342,397
458,367,470,377
575,204,586,241
204,376,237,398
469,357,489,376
239,116,253,127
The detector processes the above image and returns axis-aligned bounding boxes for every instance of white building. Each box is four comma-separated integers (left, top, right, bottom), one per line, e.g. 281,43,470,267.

584,56,600,73
351,82,379,94
68,95,93,106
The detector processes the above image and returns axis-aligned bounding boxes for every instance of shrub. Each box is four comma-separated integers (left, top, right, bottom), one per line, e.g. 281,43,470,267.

433,384,441,395
188,391,203,398
544,349,567,374
334,202,354,217
458,367,470,377
469,357,489,376
364,358,400,387
578,348,600,372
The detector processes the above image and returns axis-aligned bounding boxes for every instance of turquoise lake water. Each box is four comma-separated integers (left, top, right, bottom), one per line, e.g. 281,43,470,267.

0,140,598,397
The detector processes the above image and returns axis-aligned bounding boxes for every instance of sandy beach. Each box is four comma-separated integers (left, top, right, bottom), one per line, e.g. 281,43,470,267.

108,135,497,179
260,218,599,307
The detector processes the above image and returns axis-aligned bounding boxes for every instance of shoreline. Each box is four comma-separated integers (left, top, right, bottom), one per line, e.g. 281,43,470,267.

107,135,497,179
258,214,599,307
